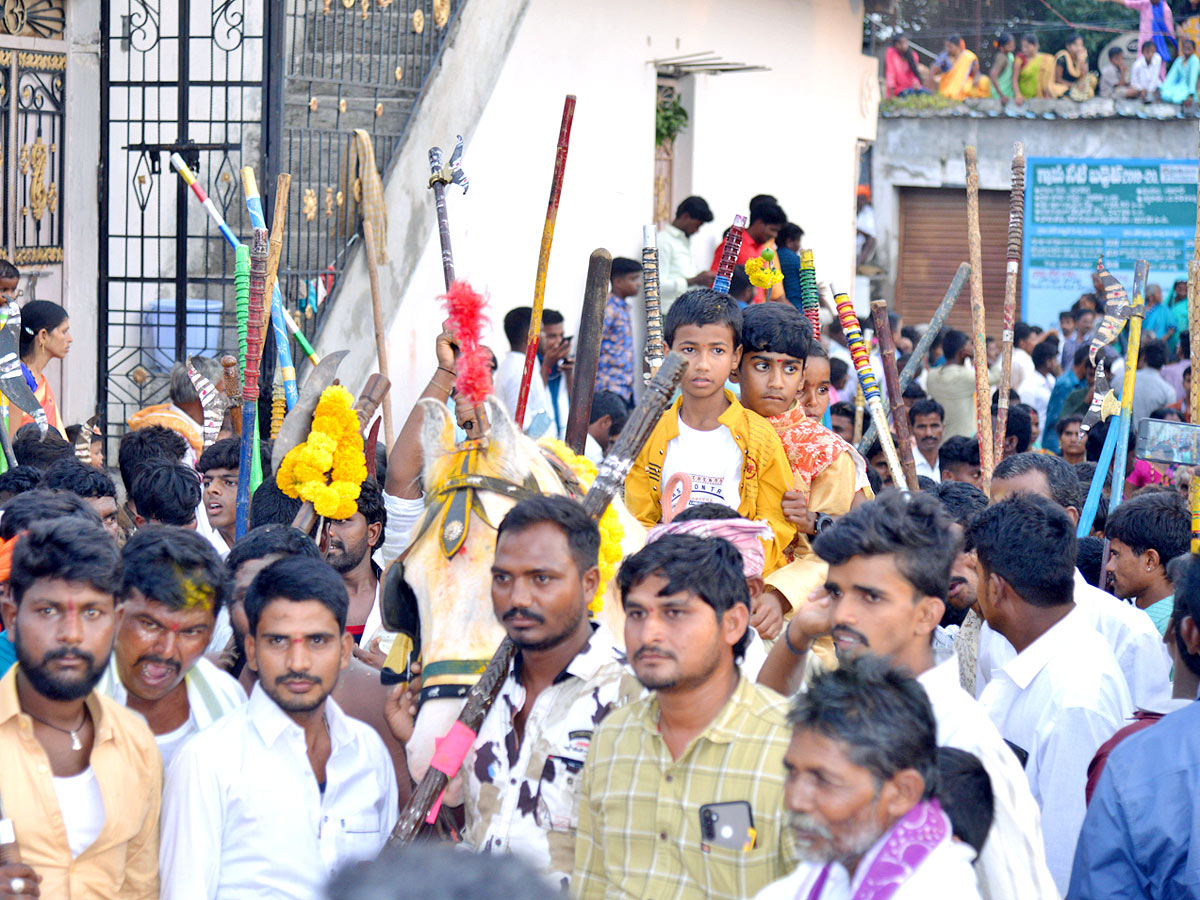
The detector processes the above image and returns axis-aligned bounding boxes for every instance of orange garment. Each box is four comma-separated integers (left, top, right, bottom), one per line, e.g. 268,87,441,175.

11,372,66,438
938,45,993,99
127,402,203,455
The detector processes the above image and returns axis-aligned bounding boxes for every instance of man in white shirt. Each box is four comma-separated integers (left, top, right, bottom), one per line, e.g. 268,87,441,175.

758,491,1059,900
494,306,555,437
1009,323,1038,395
1024,343,1060,443
160,556,398,899
980,452,1170,709
1131,339,1178,427
1130,41,1164,98
908,398,944,482
754,657,982,900
968,493,1131,893
656,195,715,312
97,527,245,769
584,391,628,466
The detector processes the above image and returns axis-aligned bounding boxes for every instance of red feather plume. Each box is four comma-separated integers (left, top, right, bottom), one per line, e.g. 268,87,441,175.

441,280,492,406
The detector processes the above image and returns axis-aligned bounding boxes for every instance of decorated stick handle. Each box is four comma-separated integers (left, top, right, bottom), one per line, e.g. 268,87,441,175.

221,355,242,434
964,145,995,492
995,143,1025,466
642,226,664,380
712,215,747,295
799,250,820,339
871,300,920,490
244,228,269,405
429,145,456,289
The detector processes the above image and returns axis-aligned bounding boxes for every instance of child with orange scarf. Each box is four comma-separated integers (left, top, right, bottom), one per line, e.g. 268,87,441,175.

731,303,870,633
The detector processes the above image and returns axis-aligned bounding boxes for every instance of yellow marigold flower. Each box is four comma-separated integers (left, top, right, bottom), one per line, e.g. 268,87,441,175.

745,256,784,290
276,452,302,498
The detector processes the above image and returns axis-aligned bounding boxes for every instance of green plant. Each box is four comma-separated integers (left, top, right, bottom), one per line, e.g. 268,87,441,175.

879,92,960,113
656,95,689,147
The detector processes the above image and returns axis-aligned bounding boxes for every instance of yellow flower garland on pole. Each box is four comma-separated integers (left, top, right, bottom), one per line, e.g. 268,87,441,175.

744,253,784,291
276,386,368,519
539,438,623,616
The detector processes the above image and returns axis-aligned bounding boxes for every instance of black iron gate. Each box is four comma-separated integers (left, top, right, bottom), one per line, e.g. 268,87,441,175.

98,0,268,445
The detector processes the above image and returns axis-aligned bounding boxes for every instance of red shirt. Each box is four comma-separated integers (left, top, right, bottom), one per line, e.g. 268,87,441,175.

710,232,767,301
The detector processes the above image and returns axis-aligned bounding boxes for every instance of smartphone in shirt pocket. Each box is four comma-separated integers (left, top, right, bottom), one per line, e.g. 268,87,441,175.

699,801,757,852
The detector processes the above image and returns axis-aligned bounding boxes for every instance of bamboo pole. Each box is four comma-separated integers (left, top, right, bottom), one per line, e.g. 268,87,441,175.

871,300,920,489
994,143,1025,464
263,173,290,333
362,220,394,448
964,146,995,492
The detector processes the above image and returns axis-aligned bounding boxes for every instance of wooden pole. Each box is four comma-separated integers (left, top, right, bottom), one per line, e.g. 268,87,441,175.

514,95,576,425
964,146,995,492
362,220,394,448
871,300,920,489
262,173,290,333
565,249,612,454
1191,124,1200,552
994,143,1025,465
852,384,865,445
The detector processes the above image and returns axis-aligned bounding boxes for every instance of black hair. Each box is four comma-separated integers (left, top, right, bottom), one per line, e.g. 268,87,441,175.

808,343,828,361
1107,45,1124,59
198,436,258,474
932,481,989,551
1150,407,1184,421
789,655,938,800
226,523,321,575
589,391,629,430
1172,555,1200,679
664,288,742,348
0,260,18,280
936,747,994,859
119,425,189,494
13,424,74,470
942,330,969,362
541,309,563,327
939,435,980,471
728,266,753,301
130,461,201,526
0,488,101,540
1065,31,1082,45
10,517,122,605
1077,535,1105,588
969,493,1076,607
1032,342,1058,370
1055,414,1084,438
0,464,43,500
618,533,751,661
814,490,958,601
907,398,944,427
998,404,1033,454
503,307,533,349
748,202,787,227
749,194,778,215
250,477,306,530
1022,32,1039,47
18,300,67,360
1142,39,1157,51
244,555,349,635
1060,308,1077,322
740,302,812,362
675,196,713,223
610,257,642,279
865,464,882,495
496,495,600,574
1013,322,1034,345
672,502,741,522
829,358,849,387
946,32,963,44
353,477,387,552
829,401,854,420
995,30,1014,48
993,451,1080,510
778,223,804,246
121,526,229,617
916,475,938,491
901,382,927,401
1073,345,1093,370
1142,339,1168,370
1105,491,1190,567
38,458,116,500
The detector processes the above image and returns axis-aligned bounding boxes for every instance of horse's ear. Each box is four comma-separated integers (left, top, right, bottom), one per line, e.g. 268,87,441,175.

486,395,520,456
418,399,457,456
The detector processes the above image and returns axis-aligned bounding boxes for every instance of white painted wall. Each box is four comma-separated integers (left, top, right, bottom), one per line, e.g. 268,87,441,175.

321,0,877,424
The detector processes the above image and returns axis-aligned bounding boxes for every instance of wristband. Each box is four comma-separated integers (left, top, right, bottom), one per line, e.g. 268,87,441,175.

783,624,809,657
436,366,457,377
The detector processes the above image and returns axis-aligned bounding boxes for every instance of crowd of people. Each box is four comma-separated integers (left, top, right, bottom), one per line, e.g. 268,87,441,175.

885,6,1200,106
0,201,1198,900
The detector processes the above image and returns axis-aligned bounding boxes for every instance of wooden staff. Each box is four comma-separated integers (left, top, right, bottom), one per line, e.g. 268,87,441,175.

428,136,468,290
263,174,290,333
390,351,689,847
236,226,269,540
564,249,611,454
362,220,394,447
964,146,995,492
222,355,242,436
993,143,1025,467
642,226,665,381
858,262,969,453
871,300,920,488
852,384,865,445
514,95,576,425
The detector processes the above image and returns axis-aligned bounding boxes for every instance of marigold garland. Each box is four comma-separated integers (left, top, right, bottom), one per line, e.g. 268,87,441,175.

540,438,623,616
744,255,784,290
276,385,368,519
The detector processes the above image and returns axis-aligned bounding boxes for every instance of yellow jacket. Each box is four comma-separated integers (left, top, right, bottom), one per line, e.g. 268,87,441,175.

625,391,796,574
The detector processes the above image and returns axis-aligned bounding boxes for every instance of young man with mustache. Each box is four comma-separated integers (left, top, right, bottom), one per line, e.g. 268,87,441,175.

323,477,388,661
0,518,162,899
754,657,982,899
96,526,245,768
758,491,1059,900
159,555,397,899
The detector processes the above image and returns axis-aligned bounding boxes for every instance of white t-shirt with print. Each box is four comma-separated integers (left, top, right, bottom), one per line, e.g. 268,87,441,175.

660,418,743,512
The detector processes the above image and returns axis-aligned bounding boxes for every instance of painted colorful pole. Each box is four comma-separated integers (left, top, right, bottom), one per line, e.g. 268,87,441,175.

1107,260,1149,515
514,95,576,426
994,143,1025,466
712,215,747,295
799,250,820,339
236,226,269,539
835,287,907,490
642,226,665,381
964,146,995,492
871,299,920,489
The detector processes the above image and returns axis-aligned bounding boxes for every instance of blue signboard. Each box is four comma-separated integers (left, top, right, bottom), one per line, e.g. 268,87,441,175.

1022,157,1198,328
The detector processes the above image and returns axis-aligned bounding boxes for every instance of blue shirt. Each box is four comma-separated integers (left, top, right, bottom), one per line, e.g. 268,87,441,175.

596,294,635,403
777,246,803,310
1043,368,1084,454
0,631,14,679
1068,700,1200,899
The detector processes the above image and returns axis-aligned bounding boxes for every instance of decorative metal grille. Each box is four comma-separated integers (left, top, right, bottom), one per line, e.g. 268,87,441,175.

14,51,64,264
98,0,266,444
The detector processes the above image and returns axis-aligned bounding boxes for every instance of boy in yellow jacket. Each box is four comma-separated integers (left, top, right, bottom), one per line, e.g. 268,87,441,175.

625,289,795,574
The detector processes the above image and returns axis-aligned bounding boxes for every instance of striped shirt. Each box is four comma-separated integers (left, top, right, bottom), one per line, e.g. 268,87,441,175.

572,676,799,900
